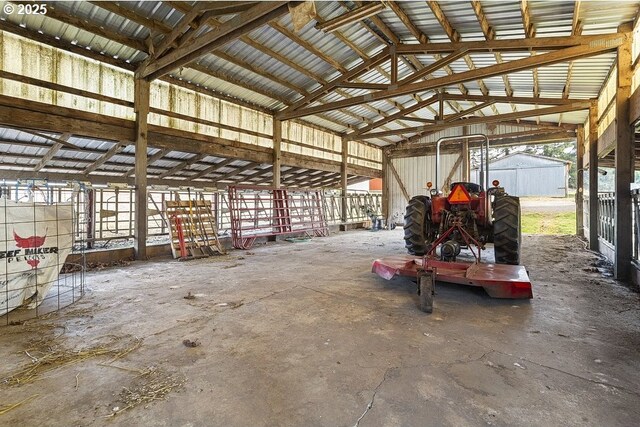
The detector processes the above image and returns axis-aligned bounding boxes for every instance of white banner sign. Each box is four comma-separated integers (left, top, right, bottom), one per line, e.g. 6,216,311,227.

1,199,73,313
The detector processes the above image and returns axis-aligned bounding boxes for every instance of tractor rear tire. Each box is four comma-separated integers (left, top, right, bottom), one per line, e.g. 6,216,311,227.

404,196,432,256
493,195,521,265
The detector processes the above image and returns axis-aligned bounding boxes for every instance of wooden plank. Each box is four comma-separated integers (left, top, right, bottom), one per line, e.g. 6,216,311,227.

614,24,633,280
140,2,289,79
388,159,410,203
361,102,591,139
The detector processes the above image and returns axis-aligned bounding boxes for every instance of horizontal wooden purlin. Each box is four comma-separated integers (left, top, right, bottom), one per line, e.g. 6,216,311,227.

400,117,436,124
442,93,579,106
388,130,576,158
0,70,134,107
394,33,626,54
278,41,622,120
140,2,290,80
3,169,221,188
336,82,389,90
360,102,591,139
498,119,580,130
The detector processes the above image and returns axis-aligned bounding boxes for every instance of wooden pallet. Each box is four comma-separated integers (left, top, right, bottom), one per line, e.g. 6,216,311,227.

164,198,225,260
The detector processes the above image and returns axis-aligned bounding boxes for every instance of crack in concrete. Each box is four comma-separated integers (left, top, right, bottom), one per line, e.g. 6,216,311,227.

353,367,395,427
465,339,640,398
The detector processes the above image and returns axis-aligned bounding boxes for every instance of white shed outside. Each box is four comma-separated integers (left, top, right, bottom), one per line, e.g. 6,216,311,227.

471,153,571,197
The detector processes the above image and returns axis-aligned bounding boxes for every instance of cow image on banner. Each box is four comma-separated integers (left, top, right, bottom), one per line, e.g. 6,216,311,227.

0,199,73,314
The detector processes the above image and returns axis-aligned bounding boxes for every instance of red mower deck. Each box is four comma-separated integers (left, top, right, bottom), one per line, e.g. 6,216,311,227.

372,256,533,299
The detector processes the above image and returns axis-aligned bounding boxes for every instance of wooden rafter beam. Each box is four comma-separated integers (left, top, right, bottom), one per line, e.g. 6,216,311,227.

470,0,515,100
190,158,236,180
388,130,577,159
233,165,273,183
139,1,289,80
385,1,466,115
34,133,71,172
351,94,439,137
214,162,261,182
427,1,499,116
442,93,576,105
281,48,390,113
0,19,136,72
316,2,385,33
124,149,169,177
158,154,207,179
22,2,148,53
398,49,469,86
152,3,208,58
563,2,584,99
167,2,389,140
394,34,624,54
444,101,496,122
520,0,540,99
360,101,591,139
280,40,623,120
88,1,171,34
83,141,127,175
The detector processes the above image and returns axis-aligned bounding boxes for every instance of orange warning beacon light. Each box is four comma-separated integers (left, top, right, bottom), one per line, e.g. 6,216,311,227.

447,183,471,204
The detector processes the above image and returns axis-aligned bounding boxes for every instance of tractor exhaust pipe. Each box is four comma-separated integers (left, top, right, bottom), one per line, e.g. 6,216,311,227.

435,133,490,225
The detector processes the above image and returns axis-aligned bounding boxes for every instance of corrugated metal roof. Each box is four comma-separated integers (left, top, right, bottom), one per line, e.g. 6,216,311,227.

0,0,637,152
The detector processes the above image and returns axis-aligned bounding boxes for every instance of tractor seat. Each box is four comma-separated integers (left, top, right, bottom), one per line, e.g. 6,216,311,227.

450,182,483,194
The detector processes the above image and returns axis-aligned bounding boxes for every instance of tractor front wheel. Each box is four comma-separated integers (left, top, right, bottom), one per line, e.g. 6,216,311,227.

404,196,434,256
493,195,521,265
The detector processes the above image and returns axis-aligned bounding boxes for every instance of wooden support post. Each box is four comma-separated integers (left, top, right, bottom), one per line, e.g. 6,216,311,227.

390,45,397,84
462,126,470,181
382,150,389,220
588,102,599,250
341,137,348,223
614,24,633,280
134,78,150,260
86,189,95,250
272,117,282,188
576,126,585,237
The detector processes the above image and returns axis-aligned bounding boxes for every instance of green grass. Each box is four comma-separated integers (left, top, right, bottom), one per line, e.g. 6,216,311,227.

521,212,576,235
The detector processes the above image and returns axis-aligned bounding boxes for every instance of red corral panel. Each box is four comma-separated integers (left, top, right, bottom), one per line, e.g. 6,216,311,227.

369,178,382,191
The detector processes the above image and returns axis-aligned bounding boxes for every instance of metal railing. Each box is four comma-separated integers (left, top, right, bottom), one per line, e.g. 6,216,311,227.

323,191,382,225
597,192,616,246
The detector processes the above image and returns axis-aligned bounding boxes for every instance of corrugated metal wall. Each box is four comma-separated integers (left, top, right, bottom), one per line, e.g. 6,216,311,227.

0,31,383,170
387,153,462,219
471,155,568,197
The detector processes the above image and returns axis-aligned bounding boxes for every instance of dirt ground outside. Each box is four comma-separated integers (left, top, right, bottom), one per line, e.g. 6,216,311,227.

1,229,639,427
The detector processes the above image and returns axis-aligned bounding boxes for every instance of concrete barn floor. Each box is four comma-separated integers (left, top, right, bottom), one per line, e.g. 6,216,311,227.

1,230,640,427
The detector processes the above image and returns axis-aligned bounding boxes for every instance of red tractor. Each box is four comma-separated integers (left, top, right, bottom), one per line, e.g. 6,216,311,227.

372,135,531,313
